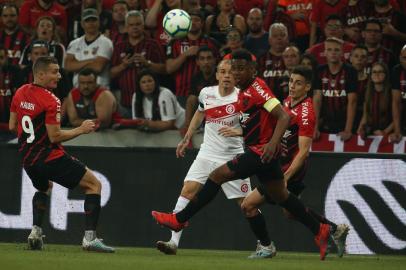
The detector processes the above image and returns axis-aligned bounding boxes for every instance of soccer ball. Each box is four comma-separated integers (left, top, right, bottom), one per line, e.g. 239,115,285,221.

162,9,192,39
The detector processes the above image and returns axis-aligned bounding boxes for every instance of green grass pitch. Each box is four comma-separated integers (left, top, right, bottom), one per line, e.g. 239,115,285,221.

1,243,405,270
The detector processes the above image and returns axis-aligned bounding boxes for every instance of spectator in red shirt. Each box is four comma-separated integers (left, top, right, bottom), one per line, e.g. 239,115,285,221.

233,0,264,19
110,10,166,117
309,0,348,47
307,14,355,65
19,0,68,38
278,0,314,52
0,3,30,66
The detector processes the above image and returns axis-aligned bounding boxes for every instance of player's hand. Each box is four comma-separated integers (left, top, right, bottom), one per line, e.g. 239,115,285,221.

388,132,402,143
218,126,242,137
261,142,280,163
176,136,191,158
313,128,320,140
80,119,97,134
185,46,199,57
338,130,352,141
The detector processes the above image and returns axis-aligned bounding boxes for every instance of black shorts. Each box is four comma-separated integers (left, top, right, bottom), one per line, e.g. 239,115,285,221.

24,154,87,192
257,164,307,205
227,148,284,183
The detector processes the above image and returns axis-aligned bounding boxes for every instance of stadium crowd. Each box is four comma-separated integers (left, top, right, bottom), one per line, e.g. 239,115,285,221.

0,0,406,144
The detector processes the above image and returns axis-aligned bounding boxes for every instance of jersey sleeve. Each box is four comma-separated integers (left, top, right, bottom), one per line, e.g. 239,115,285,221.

45,94,61,125
66,40,77,56
197,88,206,111
298,101,316,138
158,88,177,121
254,81,280,112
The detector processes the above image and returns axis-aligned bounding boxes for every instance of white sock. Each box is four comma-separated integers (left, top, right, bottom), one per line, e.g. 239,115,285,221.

84,230,96,241
170,196,190,246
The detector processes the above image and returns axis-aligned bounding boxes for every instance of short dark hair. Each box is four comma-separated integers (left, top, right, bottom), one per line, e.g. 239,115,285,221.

325,14,343,24
0,3,19,16
364,18,383,31
197,45,215,58
78,68,97,78
231,49,254,63
291,65,313,84
113,0,129,9
351,44,368,54
32,56,58,74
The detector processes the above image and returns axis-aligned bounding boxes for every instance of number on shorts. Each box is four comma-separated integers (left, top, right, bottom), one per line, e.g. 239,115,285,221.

22,115,35,143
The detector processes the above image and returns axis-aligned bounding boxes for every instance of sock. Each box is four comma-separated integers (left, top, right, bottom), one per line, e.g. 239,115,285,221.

246,212,271,246
306,207,337,233
85,230,96,241
84,194,101,231
32,192,48,227
170,196,190,246
176,179,220,223
279,193,320,235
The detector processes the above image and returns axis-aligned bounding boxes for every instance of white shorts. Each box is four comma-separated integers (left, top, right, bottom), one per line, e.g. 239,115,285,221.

184,157,251,199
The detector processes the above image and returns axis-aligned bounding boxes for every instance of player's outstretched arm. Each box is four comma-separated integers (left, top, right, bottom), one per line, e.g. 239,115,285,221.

218,126,243,137
176,110,204,158
46,120,97,143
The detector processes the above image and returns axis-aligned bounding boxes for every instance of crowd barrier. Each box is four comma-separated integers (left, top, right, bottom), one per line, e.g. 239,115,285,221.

0,144,405,254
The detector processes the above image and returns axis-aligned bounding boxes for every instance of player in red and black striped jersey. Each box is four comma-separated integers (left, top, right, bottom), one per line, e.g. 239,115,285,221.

9,56,114,253
110,11,166,117
166,9,219,97
241,65,350,258
0,3,30,66
389,45,406,143
313,38,358,141
152,49,333,261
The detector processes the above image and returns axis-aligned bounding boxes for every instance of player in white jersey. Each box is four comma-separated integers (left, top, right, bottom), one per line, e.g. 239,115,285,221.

155,60,252,255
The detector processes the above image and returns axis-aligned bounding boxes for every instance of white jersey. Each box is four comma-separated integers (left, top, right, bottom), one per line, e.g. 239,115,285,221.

66,34,113,88
131,87,185,129
197,85,244,162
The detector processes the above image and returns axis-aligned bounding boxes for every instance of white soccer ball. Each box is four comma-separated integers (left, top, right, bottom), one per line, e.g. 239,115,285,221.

162,9,192,39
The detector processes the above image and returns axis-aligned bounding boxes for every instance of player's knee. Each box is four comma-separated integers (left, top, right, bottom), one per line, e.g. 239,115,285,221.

283,208,295,220
241,200,259,217
180,187,196,200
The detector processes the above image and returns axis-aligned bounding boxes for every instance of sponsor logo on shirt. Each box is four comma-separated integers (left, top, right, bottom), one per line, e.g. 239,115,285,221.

322,89,347,97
